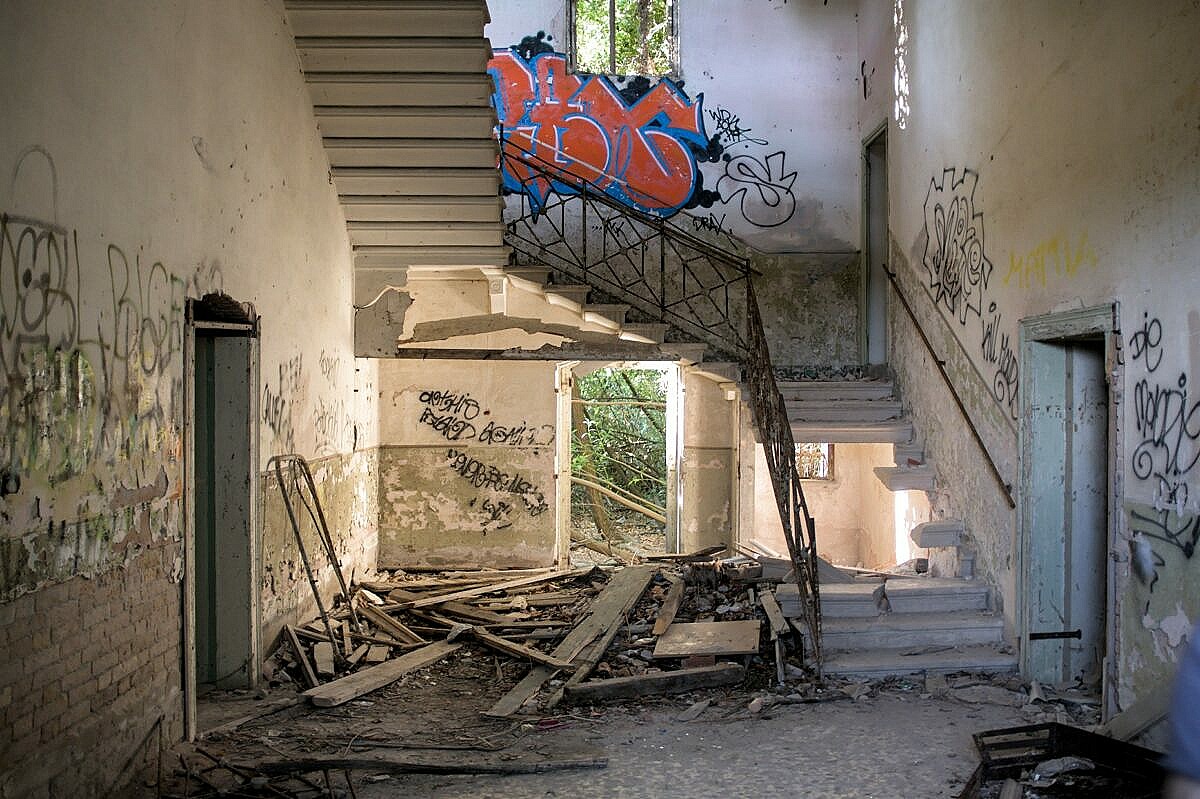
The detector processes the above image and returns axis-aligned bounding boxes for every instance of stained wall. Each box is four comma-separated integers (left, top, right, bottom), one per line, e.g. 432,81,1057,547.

0,1,374,793
883,0,1200,711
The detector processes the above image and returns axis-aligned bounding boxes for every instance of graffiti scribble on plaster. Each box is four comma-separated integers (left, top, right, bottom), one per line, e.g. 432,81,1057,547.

489,49,709,216
716,151,797,229
922,168,993,324
920,168,1017,419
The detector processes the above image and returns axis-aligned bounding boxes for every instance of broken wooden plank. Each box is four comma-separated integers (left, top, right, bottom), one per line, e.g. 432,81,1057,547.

400,569,589,609
346,644,370,668
468,629,576,670
284,625,319,689
652,621,762,658
759,590,789,640
485,565,656,717
645,545,726,562
364,645,391,664
312,641,335,678
651,576,685,636
303,641,462,707
239,753,606,777
564,663,744,703
358,603,426,646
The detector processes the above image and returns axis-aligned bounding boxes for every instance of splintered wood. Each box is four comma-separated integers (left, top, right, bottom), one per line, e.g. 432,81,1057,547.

652,621,762,658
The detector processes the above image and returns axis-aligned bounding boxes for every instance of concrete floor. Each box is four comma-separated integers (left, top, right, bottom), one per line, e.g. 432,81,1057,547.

357,692,1025,798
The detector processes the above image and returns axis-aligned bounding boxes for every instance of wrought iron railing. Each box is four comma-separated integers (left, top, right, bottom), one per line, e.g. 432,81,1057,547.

498,139,823,666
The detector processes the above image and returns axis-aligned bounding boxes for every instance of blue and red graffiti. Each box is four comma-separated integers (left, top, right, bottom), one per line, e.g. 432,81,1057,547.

488,50,709,217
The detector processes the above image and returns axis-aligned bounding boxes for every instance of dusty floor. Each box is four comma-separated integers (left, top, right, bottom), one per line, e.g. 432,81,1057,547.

169,646,1046,799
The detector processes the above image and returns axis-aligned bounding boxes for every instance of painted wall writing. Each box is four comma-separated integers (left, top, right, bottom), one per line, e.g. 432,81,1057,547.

490,49,708,216
415,387,555,447
488,42,801,233
921,168,1018,419
262,354,303,453
1003,232,1098,289
1128,313,1200,515
445,447,549,531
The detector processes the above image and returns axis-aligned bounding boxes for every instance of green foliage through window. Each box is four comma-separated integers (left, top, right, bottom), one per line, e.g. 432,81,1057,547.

573,0,676,76
797,443,834,481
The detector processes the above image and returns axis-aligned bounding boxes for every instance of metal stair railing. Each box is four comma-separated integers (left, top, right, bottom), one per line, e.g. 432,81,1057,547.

498,138,823,666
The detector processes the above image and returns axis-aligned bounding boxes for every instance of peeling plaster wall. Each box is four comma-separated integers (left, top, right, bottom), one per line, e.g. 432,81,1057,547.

485,0,864,369
885,0,1200,710
376,360,558,568
0,1,370,793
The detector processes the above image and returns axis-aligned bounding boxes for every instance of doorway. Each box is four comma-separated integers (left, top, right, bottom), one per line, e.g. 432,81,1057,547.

1020,305,1118,694
862,125,888,366
558,362,682,563
184,295,259,738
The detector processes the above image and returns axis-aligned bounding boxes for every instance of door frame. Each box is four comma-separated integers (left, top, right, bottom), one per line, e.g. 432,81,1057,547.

1017,303,1121,708
183,305,260,740
860,120,888,366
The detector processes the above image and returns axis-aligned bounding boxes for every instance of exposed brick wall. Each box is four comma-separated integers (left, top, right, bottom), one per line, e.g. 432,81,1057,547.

0,544,184,798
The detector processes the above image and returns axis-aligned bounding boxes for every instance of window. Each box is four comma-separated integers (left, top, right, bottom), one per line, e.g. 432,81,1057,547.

797,443,834,481
572,0,677,76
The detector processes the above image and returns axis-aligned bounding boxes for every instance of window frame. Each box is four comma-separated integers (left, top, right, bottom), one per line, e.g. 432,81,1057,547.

568,0,679,78
796,442,835,482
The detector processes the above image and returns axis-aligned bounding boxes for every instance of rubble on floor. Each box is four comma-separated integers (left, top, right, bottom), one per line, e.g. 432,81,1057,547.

156,554,1142,797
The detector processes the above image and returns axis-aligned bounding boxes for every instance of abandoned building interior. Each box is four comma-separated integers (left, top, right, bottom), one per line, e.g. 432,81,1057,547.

1,0,1198,795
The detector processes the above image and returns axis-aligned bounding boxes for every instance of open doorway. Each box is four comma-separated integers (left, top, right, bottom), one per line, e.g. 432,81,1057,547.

862,124,888,366
184,295,259,738
1020,305,1118,696
564,362,682,563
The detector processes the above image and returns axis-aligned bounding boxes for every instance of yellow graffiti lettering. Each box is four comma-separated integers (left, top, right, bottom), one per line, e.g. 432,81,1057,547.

1003,231,1097,289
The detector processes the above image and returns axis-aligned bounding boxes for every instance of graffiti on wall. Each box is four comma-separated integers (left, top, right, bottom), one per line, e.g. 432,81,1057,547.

0,149,225,598
416,388,555,447
1125,313,1200,593
488,41,801,232
489,49,708,216
1003,232,1098,289
445,447,549,532
921,168,1018,419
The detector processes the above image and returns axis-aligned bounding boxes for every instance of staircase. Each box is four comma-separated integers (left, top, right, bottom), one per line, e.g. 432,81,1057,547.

284,0,508,353
780,578,1016,677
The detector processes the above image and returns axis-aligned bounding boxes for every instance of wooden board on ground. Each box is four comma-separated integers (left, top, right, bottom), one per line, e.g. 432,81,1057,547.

400,569,589,609
651,576,685,636
285,625,319,689
759,590,789,639
645,545,726,562
652,620,761,658
564,663,744,703
468,628,575,670
364,644,390,664
312,641,335,677
303,641,462,707
358,602,426,645
485,565,656,717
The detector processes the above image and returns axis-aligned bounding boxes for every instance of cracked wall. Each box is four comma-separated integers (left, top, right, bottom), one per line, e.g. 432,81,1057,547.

0,1,372,794
886,0,1200,713
376,360,558,569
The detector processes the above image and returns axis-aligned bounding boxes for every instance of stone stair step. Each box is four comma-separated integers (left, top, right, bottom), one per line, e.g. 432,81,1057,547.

790,419,914,443
872,465,935,491
823,644,1018,678
582,303,630,324
893,439,926,466
786,399,903,422
544,284,591,304
621,322,668,344
504,266,552,284
881,578,989,614
821,611,1004,652
776,379,895,401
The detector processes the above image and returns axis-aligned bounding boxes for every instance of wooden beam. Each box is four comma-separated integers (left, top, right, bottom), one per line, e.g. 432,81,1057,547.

285,625,319,689
303,641,462,707
468,628,576,670
564,663,744,703
653,621,762,658
358,603,426,646
651,577,685,636
400,569,589,609
759,590,789,640
485,565,656,717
